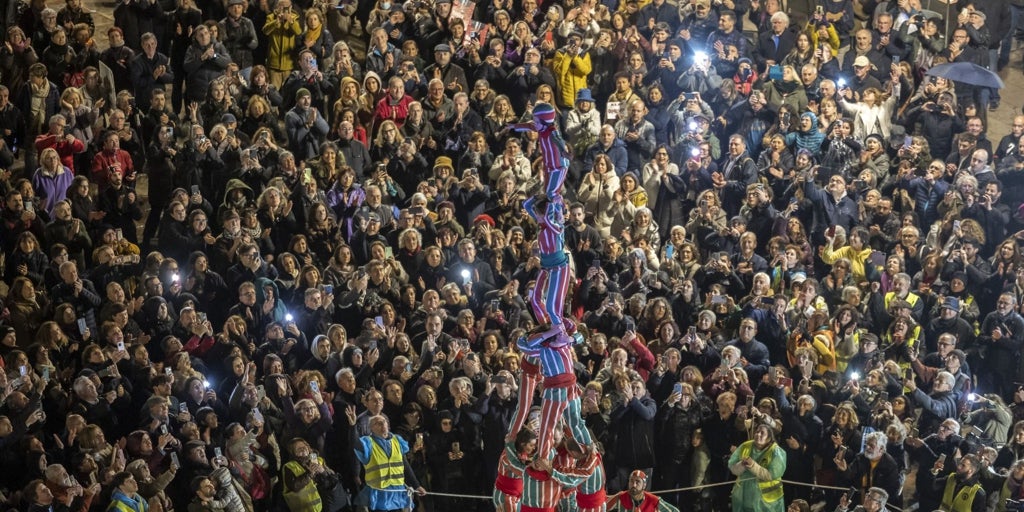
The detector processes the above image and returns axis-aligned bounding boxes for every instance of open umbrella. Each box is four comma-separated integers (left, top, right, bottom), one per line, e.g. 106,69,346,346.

925,62,1004,89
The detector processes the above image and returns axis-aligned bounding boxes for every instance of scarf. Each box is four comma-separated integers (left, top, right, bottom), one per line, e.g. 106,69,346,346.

30,79,51,133
243,224,261,240
774,78,800,95
304,23,322,49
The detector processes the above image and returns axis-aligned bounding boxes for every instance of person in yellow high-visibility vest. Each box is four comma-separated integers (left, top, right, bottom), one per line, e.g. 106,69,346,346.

354,414,426,512
728,422,787,512
934,453,987,512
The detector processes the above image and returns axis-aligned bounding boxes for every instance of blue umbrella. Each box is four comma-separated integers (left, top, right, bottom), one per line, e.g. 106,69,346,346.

925,62,1004,89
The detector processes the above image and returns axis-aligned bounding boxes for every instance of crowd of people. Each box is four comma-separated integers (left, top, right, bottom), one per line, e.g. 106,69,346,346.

0,0,1024,509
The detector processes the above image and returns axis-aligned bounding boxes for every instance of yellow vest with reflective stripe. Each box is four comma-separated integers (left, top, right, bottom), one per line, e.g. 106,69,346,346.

884,291,920,310
739,441,784,503
940,475,981,512
282,460,323,512
366,435,405,490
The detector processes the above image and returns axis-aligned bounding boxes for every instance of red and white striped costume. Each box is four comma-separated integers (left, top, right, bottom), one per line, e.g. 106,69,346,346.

493,442,529,512
556,448,606,512
520,465,586,512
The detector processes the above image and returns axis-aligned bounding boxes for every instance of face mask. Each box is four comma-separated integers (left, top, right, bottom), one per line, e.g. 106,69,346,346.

381,2,390,9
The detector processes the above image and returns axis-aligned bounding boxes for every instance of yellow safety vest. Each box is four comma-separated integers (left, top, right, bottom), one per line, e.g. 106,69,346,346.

738,441,784,503
940,475,981,512
835,331,860,373
282,460,323,512
884,291,921,310
365,436,405,490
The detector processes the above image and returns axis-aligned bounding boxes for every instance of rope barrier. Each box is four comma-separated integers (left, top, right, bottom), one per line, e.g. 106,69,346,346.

779,479,851,492
420,490,493,500
401,476,908,510
648,479,738,494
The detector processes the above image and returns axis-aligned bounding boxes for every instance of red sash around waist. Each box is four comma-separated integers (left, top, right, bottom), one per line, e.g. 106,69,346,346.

522,358,540,376
576,489,607,508
543,372,576,389
495,473,523,497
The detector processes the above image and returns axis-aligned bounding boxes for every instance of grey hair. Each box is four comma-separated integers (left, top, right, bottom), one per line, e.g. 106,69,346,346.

770,11,789,25
864,430,887,451
72,376,93,397
936,371,955,389
867,487,889,504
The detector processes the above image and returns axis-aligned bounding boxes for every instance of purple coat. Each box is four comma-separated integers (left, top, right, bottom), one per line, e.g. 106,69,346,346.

31,165,74,216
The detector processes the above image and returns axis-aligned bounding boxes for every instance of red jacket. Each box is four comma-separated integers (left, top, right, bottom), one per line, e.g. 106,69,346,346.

373,94,414,131
35,133,85,172
626,336,656,381
91,149,134,189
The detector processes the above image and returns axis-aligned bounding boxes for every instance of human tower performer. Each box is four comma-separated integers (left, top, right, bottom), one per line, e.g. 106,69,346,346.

497,103,598,512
